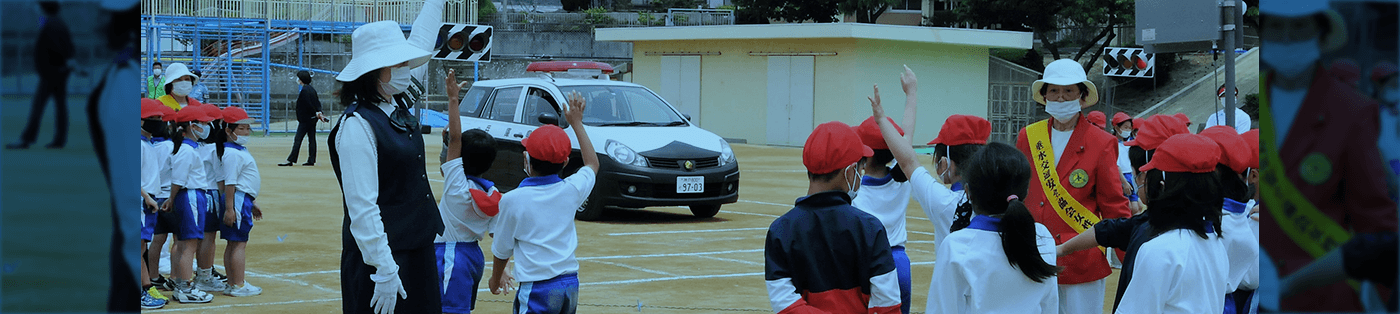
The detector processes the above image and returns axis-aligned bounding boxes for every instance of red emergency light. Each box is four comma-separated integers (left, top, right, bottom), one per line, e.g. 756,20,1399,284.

526,61,615,74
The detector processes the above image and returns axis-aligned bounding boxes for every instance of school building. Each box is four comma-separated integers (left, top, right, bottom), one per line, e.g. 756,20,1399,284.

596,23,1034,146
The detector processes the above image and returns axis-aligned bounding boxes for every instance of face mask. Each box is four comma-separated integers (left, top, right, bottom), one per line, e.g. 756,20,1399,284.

1119,130,1132,138
937,157,952,184
1045,100,1081,122
1262,39,1320,79
1219,97,1240,108
380,66,411,96
171,81,193,97
193,122,211,140
231,133,249,145
844,163,864,199
153,69,163,77
522,152,533,176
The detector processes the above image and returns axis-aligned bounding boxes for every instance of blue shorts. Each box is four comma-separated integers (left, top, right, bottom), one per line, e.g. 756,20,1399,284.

204,190,223,233
220,191,254,242
514,273,578,314
892,246,911,314
436,242,485,313
141,205,158,242
173,189,208,240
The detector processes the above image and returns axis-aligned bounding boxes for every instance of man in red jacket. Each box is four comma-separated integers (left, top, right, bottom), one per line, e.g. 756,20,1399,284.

1016,59,1131,314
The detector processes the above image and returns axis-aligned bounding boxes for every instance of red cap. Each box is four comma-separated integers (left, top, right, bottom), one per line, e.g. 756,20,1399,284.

1173,113,1191,124
854,116,904,150
159,105,177,122
223,106,255,125
804,121,874,174
174,106,205,123
928,114,991,146
1372,61,1399,83
1087,111,1106,128
1158,114,1191,135
202,104,226,121
1125,115,1171,150
141,98,165,119
523,125,572,164
1241,129,1260,169
1140,134,1221,173
1199,126,1250,173
1112,112,1132,127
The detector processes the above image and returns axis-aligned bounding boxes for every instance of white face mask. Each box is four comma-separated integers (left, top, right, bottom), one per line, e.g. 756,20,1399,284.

1119,130,1132,138
937,157,952,184
1045,100,1081,122
153,69,163,77
231,133,249,145
193,122,212,140
522,152,533,176
844,163,864,199
1219,97,1239,108
380,66,412,96
1263,39,1320,79
171,81,193,97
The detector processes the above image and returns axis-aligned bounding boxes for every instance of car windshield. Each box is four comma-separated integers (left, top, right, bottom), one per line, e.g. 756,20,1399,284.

558,86,687,127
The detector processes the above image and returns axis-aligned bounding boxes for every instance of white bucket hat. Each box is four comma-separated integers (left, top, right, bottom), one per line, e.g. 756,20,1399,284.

1031,59,1099,106
162,63,198,86
1259,0,1346,52
336,21,432,82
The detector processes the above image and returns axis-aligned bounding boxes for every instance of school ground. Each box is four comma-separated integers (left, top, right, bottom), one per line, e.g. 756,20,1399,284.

139,132,1122,313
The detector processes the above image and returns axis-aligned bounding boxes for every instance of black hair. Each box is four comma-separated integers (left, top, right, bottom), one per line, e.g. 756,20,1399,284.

171,122,189,155
529,157,566,176
460,129,498,177
39,1,58,15
932,143,983,177
153,62,163,68
1038,82,1091,100
298,70,313,85
1129,147,1151,174
1143,169,1224,239
143,118,168,138
105,5,138,50
1217,165,1250,204
870,149,907,182
204,119,227,159
961,142,1062,282
340,68,388,106
807,158,866,182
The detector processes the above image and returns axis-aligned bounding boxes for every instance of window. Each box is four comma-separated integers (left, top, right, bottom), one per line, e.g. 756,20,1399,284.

892,0,922,11
458,86,490,117
485,87,522,123
558,85,687,127
521,87,561,126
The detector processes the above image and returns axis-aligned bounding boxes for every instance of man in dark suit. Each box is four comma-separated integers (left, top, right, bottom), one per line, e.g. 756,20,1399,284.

9,1,74,149
282,70,324,166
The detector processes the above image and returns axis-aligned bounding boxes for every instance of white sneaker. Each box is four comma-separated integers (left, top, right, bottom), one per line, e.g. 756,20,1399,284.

174,280,214,303
224,282,263,297
195,273,230,292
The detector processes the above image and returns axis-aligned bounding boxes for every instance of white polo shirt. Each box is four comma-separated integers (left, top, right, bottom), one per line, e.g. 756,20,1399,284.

170,139,207,190
152,139,174,199
927,216,1058,314
199,140,223,189
221,143,261,198
852,174,913,247
909,166,967,248
141,137,161,196
436,158,498,243
1115,229,1229,314
492,167,596,283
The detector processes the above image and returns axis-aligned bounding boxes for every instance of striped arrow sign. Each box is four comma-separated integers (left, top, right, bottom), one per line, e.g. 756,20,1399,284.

1101,47,1154,78
433,23,492,63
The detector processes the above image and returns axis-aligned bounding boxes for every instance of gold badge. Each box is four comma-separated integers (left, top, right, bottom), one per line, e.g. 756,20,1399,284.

1300,152,1332,185
683,160,695,170
1069,169,1090,188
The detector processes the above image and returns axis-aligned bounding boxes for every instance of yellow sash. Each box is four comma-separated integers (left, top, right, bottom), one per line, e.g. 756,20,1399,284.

1257,81,1351,259
1027,120,1104,252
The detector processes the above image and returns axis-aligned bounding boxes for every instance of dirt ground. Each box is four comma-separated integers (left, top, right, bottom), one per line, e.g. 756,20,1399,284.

144,132,1121,313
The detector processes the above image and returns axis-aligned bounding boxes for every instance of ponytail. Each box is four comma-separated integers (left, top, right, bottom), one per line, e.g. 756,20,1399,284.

170,122,188,155
1000,199,1061,283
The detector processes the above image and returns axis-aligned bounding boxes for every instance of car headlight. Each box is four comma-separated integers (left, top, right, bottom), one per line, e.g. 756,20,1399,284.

606,140,648,167
718,139,735,166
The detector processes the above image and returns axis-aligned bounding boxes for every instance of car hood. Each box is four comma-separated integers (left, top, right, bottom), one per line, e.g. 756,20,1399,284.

565,124,725,156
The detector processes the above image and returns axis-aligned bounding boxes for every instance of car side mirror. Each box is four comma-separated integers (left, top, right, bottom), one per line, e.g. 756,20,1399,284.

537,112,560,126
682,113,692,121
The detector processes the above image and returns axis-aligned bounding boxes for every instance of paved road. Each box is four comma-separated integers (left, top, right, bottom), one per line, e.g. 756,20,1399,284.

1138,48,1261,130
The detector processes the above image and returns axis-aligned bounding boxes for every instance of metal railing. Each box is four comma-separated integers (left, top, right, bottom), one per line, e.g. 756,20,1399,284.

141,0,479,24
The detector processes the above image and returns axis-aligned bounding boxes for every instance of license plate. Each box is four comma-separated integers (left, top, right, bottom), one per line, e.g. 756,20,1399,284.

676,176,704,194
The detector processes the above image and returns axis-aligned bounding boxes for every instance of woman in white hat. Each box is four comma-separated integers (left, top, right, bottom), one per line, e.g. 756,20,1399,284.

154,62,203,111
1014,58,1133,314
328,18,443,314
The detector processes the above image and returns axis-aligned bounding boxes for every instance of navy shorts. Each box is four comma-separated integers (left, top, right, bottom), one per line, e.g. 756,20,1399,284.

219,191,254,242
151,197,178,236
204,190,223,233
172,189,208,240
514,273,578,314
436,242,485,313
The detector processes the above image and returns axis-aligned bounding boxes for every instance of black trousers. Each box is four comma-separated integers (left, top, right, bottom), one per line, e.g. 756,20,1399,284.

342,242,440,314
287,120,317,163
18,72,69,146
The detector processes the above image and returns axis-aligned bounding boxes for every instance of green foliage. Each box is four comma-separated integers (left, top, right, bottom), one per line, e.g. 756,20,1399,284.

732,0,894,24
638,11,662,25
583,7,618,24
717,5,736,11
1242,93,1259,121
478,0,497,16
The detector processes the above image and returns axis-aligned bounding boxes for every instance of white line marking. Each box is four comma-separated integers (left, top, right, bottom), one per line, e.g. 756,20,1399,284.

144,298,341,312
911,261,936,266
271,269,340,277
719,210,780,218
695,254,764,266
577,249,764,261
738,199,790,207
214,265,337,294
584,259,678,277
430,178,445,183
905,240,939,244
607,227,768,236
909,230,937,236
582,272,763,286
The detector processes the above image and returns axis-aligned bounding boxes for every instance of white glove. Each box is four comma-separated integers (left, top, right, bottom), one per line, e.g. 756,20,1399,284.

369,269,407,314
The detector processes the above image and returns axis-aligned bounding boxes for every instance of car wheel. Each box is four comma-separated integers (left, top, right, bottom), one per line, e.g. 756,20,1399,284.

575,195,607,221
689,204,721,218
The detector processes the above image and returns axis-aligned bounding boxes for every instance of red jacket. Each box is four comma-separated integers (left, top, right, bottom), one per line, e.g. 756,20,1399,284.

1261,68,1398,311
1017,115,1132,285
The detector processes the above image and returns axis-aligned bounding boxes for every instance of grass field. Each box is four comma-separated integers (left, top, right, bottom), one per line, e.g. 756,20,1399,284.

127,130,1121,313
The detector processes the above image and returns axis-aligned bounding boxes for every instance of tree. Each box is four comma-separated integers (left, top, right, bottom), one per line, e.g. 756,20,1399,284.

1060,0,1133,72
733,0,895,24
956,0,1134,72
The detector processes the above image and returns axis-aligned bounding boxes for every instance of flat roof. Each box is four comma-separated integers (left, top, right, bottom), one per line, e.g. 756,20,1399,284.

596,23,1033,49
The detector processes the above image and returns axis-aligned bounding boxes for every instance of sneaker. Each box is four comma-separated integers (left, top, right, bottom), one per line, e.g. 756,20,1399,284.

147,286,169,302
151,275,175,291
195,273,230,292
212,269,229,283
224,282,263,297
141,290,167,309
173,281,213,303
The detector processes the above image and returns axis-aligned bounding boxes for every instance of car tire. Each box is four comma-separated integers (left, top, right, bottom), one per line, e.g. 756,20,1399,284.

575,195,607,221
689,205,721,218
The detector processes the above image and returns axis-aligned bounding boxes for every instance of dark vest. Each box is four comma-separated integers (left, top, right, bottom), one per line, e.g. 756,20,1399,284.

329,101,443,251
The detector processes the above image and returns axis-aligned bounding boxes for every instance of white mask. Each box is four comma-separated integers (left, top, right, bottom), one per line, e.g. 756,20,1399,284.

1262,39,1320,79
171,81,193,97
1045,100,1081,122
1219,97,1239,108
1119,130,1132,138
193,122,211,140
231,133,249,145
153,69,163,77
380,66,412,96
844,163,863,199
937,157,952,184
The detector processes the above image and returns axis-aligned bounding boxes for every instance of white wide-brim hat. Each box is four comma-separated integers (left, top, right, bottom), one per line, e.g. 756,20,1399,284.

1031,59,1099,106
163,63,198,87
336,21,432,82
1259,0,1347,52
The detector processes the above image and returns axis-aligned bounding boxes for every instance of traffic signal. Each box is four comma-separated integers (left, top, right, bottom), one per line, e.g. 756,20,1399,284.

1102,47,1154,78
433,23,491,62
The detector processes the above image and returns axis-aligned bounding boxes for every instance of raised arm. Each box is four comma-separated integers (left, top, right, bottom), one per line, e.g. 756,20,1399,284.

899,65,918,143
870,85,921,179
1056,227,1099,257
565,91,600,172
446,69,463,161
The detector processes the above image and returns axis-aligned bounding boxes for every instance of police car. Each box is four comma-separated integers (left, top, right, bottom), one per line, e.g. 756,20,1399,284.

442,61,740,220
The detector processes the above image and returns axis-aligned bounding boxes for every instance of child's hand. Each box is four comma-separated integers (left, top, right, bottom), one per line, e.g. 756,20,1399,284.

161,198,174,212
145,198,159,213
900,65,917,94
868,85,885,118
565,91,586,124
224,209,237,227
489,273,517,295
252,205,263,221
445,69,464,100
